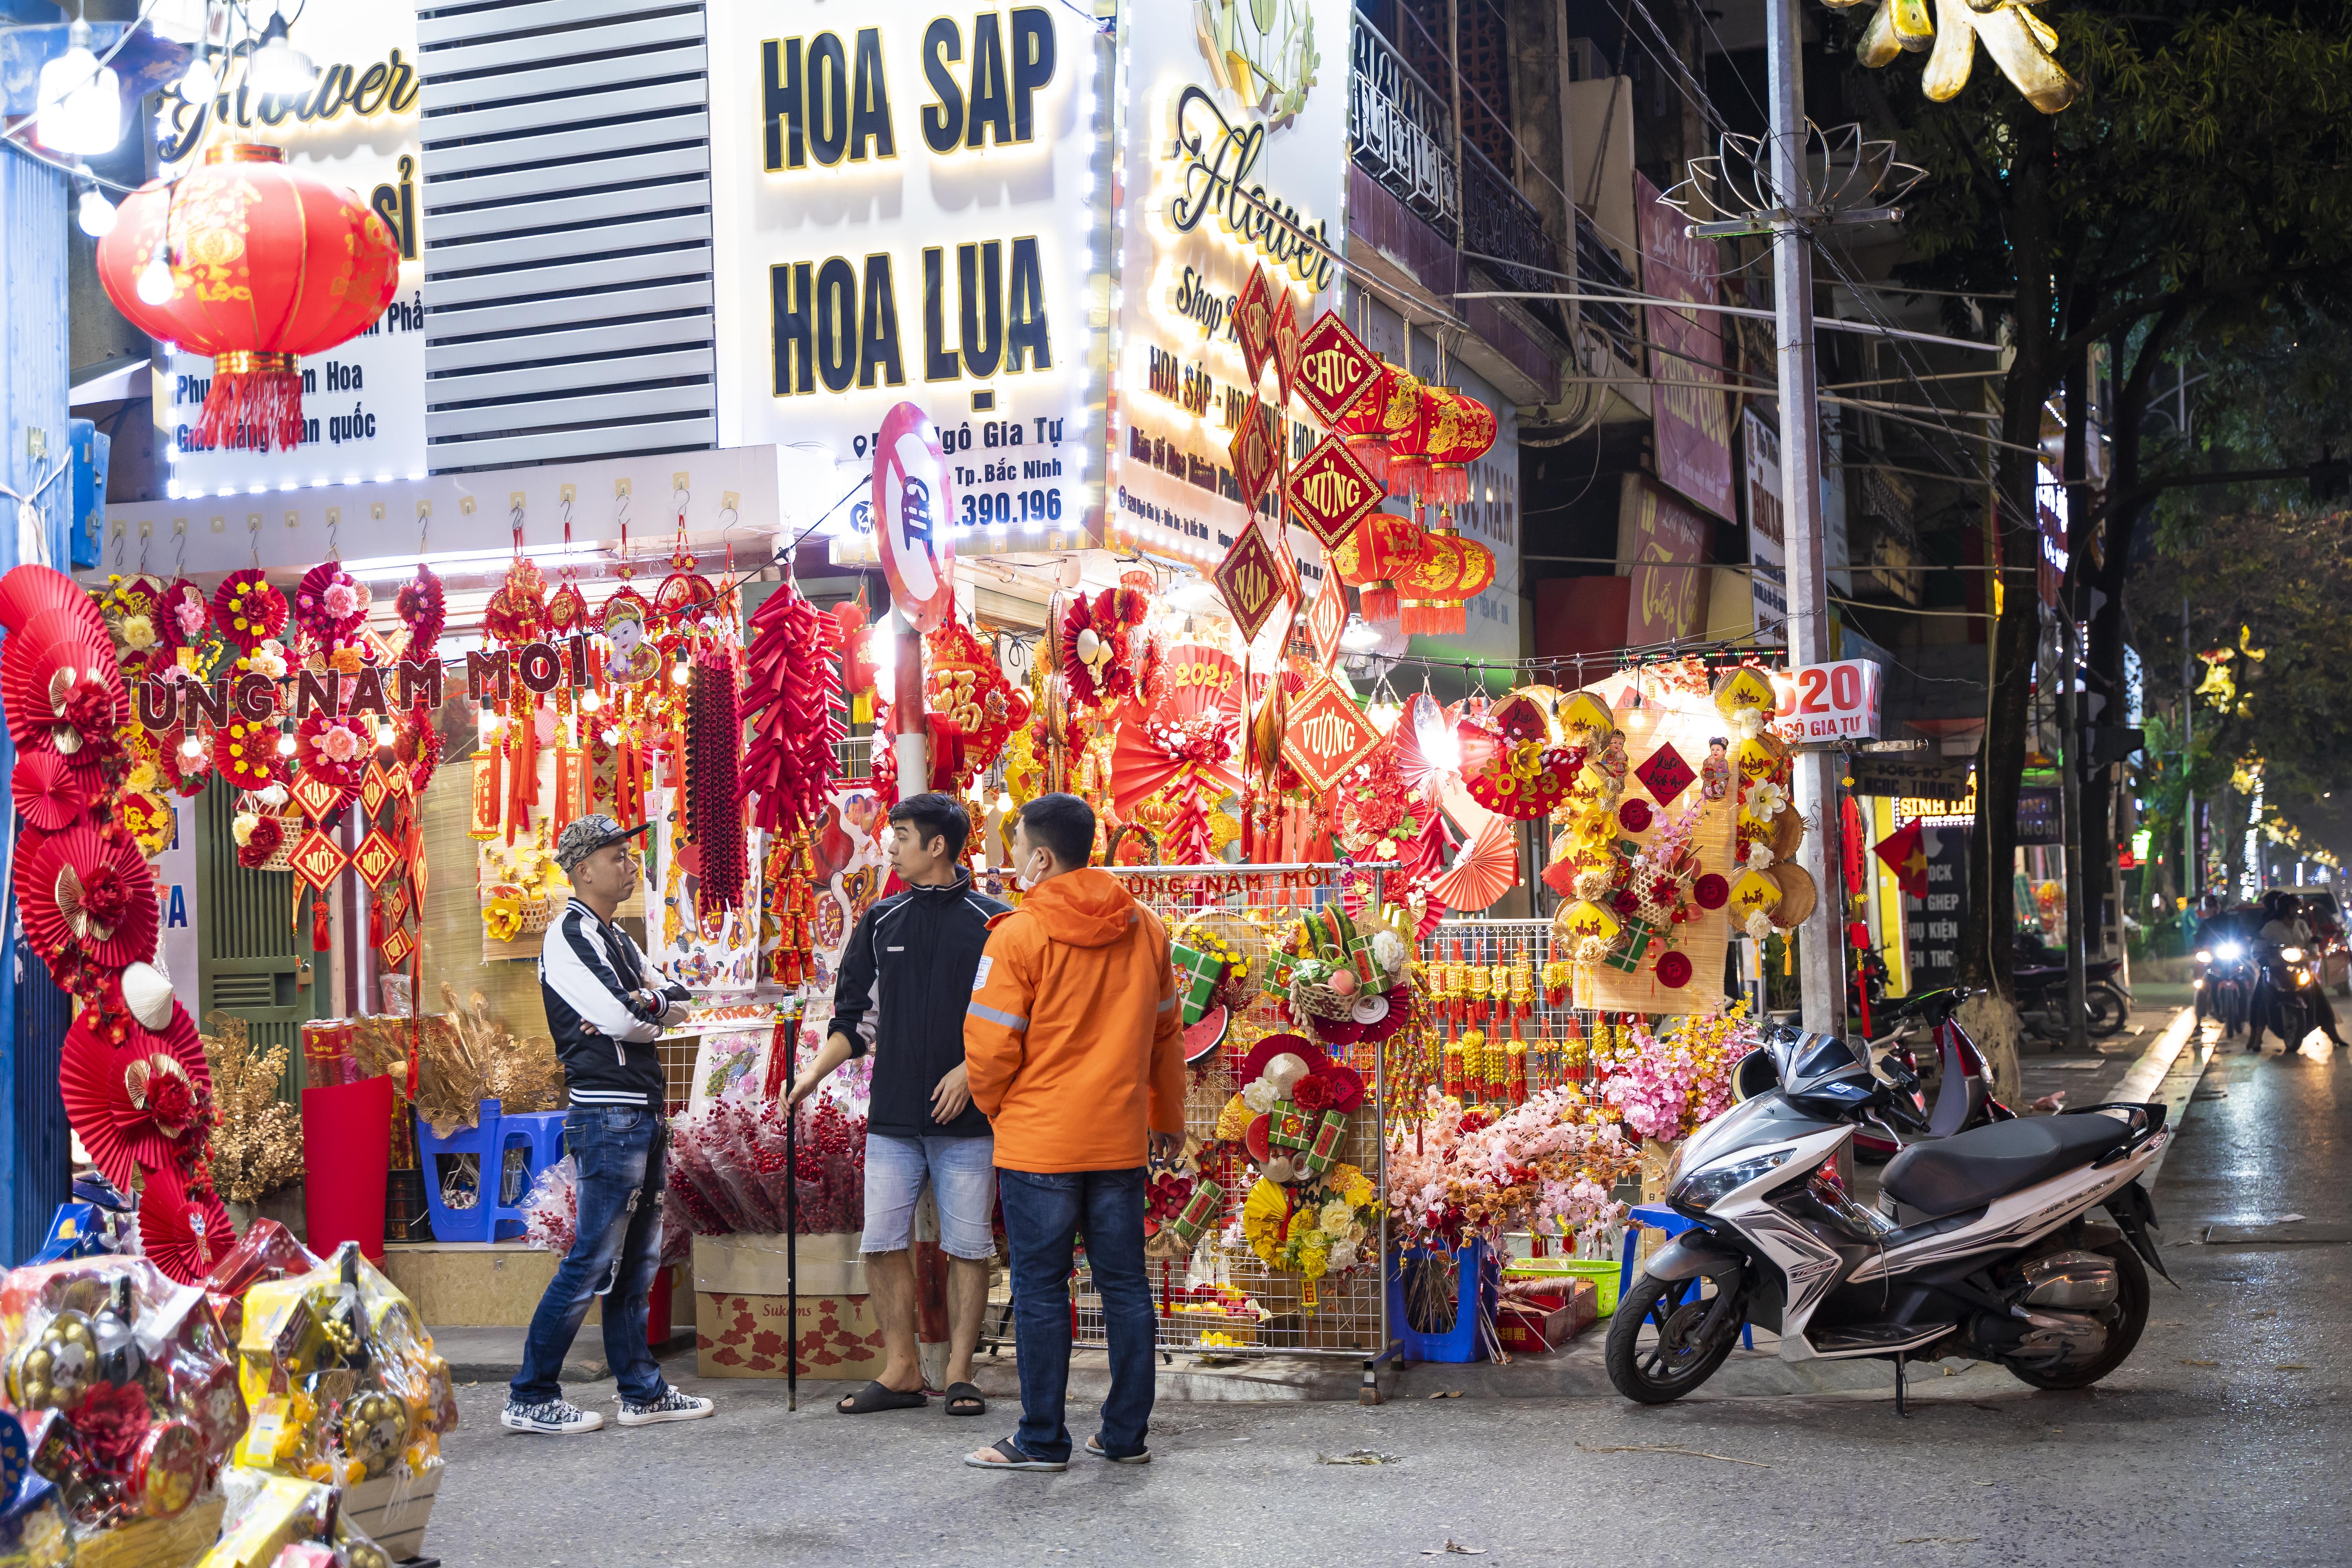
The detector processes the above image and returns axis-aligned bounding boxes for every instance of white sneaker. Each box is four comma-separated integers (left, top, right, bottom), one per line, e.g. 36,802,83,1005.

502,1397,604,1435
617,1387,715,1426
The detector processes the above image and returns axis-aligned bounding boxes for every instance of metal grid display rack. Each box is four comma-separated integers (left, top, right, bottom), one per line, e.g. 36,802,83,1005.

1048,863,1405,1383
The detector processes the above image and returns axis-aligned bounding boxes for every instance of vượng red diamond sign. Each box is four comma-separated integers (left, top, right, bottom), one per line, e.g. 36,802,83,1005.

1234,264,1276,388
359,762,392,820
350,827,400,889
1306,565,1349,673
288,828,349,892
289,767,343,824
1280,676,1385,793
1635,741,1697,807
1214,524,1289,644
1286,434,1385,552
1228,399,1281,507
1294,311,1383,426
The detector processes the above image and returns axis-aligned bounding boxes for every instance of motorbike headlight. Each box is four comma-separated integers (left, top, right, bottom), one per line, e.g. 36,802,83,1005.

2283,946,2306,964
2297,969,2313,987
2218,942,2244,961
1672,1150,1793,1212
2194,949,2213,965
2194,977,2205,990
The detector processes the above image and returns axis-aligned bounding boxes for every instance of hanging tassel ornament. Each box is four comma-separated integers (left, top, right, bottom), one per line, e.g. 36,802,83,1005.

311,895,332,953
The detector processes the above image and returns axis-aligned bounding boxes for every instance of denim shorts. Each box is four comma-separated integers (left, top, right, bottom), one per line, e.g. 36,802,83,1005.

862,1134,997,1260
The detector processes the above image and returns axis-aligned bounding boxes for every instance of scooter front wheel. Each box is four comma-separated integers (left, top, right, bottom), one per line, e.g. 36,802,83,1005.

1606,1272,1742,1404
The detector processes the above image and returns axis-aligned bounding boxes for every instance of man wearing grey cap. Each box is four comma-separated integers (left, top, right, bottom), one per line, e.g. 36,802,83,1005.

505,815,715,1435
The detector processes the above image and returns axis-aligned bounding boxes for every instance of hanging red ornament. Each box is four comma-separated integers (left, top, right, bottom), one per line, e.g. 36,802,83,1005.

211,571,289,651
690,647,746,916
1419,387,1499,506
312,895,332,952
1330,360,1421,484
96,144,399,454
741,583,845,838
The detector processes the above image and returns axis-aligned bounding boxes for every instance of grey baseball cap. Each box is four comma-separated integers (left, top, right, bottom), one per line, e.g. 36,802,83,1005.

554,813,653,872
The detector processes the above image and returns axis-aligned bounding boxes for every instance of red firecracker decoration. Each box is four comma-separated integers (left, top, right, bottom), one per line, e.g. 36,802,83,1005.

97,144,399,454
690,648,746,916
741,583,845,838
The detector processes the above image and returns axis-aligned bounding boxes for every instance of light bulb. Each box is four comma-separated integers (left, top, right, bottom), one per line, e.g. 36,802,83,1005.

136,243,174,306
249,12,318,96
376,723,396,748
176,47,217,104
275,732,296,756
76,187,116,238
180,735,202,759
580,688,602,711
995,791,1013,815
36,18,123,157
671,660,691,686
600,727,620,746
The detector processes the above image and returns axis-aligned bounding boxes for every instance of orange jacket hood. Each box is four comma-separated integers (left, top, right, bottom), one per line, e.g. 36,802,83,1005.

1013,867,1138,948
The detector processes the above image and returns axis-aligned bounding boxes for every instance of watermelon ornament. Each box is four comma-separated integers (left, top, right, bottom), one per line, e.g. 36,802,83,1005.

1183,1005,1232,1065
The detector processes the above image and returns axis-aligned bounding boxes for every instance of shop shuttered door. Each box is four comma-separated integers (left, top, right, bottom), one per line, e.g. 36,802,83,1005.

195,783,315,1099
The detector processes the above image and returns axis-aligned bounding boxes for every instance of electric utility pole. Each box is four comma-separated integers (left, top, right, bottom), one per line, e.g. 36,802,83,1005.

1763,0,1847,1038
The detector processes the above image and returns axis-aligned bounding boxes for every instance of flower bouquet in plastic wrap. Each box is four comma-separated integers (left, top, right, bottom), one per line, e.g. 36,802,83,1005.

0,1253,244,1560
666,1092,866,1238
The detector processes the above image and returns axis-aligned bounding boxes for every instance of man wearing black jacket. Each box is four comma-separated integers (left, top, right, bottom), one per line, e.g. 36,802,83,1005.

789,792,1008,1418
505,815,713,1436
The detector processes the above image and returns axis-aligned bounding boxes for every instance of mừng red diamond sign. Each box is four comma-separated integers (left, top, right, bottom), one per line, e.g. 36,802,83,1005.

290,767,343,824
1306,564,1349,673
1271,290,1305,412
379,924,415,969
1228,399,1281,507
1286,434,1385,552
288,828,349,892
350,827,400,889
1280,675,1385,793
1295,311,1383,426
1635,741,1697,808
1214,524,1289,644
359,762,392,820
1234,265,1276,388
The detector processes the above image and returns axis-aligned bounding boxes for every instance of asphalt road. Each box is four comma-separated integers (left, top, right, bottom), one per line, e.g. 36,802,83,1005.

426,1016,2352,1568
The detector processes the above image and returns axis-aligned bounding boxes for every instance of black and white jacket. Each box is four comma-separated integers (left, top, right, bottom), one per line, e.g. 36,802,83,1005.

539,897,692,1111
831,869,1009,1138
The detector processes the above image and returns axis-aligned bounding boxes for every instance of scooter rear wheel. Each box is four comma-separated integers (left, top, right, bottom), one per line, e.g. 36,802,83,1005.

2004,1242,2150,1391
1606,1272,1742,1404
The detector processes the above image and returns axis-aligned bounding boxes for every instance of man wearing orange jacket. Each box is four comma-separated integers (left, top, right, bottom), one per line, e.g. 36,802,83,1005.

961,792,1184,1472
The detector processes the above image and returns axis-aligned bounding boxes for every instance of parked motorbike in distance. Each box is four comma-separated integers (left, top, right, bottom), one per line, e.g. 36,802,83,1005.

1845,988,2012,1163
1606,992,2171,1406
2013,933,2130,1041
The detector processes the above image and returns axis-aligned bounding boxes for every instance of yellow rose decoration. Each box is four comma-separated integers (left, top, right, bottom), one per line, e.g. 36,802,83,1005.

484,897,524,944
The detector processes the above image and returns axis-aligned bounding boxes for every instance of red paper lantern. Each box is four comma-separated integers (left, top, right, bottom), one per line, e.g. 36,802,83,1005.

97,144,400,454
1330,362,1421,484
1332,511,1425,622
1397,526,1499,637
1423,387,1498,506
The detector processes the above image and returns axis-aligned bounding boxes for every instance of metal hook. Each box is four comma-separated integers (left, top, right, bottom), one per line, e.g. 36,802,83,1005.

248,512,261,570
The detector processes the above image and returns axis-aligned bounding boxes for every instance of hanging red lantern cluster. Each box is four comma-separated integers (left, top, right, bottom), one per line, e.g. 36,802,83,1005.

1331,510,1426,622
1399,526,1500,636
1386,385,1497,506
97,143,400,454
1328,361,1422,484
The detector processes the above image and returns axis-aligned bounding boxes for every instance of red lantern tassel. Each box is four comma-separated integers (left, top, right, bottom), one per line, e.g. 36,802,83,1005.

311,895,332,952
1427,463,1473,507
194,351,306,454
1361,580,1401,621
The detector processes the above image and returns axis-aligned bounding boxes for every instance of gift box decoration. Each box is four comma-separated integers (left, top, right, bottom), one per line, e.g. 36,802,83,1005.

1169,942,1223,1028
1601,917,1659,974
1165,1179,1226,1252
1267,1104,1314,1151
1261,949,1303,996
1297,1111,1348,1178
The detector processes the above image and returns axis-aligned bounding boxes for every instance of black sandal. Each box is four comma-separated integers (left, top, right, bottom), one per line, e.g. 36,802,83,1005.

944,1382,986,1417
835,1380,927,1414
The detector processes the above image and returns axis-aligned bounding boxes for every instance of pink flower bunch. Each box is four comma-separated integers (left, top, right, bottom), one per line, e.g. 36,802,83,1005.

1387,1086,1634,1251
1599,1013,1755,1142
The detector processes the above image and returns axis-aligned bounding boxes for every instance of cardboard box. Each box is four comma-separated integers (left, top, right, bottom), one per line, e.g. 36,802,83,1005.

1495,1278,1599,1354
696,1290,885,1379
342,1462,443,1561
693,1232,867,1297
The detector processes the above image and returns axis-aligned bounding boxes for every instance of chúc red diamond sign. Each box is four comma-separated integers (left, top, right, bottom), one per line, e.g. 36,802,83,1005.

379,924,415,969
1234,265,1276,388
1280,676,1384,793
289,767,342,824
1636,742,1697,807
350,827,400,889
288,828,349,892
1295,311,1382,426
1214,524,1289,644
1271,290,1305,412
1287,434,1385,552
1228,399,1281,507
1306,565,1349,672
359,762,391,820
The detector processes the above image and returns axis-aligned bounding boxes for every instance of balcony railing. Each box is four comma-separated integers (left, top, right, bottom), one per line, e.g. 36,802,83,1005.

1348,16,1459,233
1461,140,1566,339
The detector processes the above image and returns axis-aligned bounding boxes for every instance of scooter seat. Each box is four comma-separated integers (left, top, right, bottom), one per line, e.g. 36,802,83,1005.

1880,1115,2131,1219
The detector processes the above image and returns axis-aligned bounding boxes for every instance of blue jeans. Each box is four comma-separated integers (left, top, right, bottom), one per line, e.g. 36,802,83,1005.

862,1134,997,1259
512,1105,668,1406
998,1167,1153,1463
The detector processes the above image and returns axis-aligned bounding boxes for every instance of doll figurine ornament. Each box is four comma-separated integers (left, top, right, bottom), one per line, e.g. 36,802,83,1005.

602,591,660,685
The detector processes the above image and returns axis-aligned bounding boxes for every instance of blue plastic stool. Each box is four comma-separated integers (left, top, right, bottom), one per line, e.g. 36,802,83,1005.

490,1111,567,1241
1620,1203,1753,1350
417,1098,503,1243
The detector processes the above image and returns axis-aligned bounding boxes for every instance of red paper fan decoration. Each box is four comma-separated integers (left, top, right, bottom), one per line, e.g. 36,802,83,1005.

396,564,446,655
293,561,367,648
297,709,373,790
212,572,288,650
137,1167,234,1285
1618,799,1653,833
2,608,124,765
393,710,445,797
0,562,108,640
11,750,91,831
1429,814,1519,911
1392,693,1460,797
1655,950,1694,989
20,825,161,970
154,578,212,652
61,1001,211,1190
1693,873,1730,910
216,717,279,791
